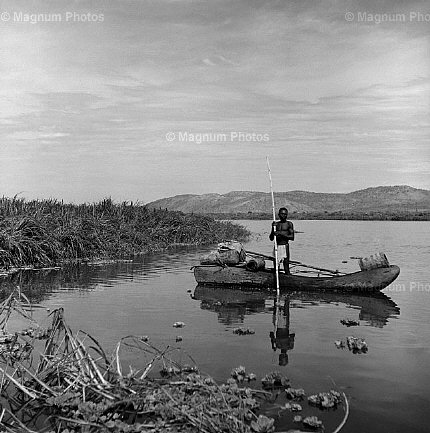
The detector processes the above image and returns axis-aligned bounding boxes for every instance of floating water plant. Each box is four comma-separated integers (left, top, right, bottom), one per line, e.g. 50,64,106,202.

340,318,360,327
231,365,257,382
335,337,368,353
261,371,289,389
303,415,324,428
346,336,368,353
308,390,343,409
172,321,185,328
283,402,303,411
334,340,346,349
233,327,255,335
286,387,306,400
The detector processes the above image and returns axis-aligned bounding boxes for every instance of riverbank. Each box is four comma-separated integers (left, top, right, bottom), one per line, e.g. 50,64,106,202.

0,197,250,271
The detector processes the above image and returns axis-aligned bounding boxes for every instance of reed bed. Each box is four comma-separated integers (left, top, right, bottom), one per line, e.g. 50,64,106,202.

0,289,273,433
0,197,250,270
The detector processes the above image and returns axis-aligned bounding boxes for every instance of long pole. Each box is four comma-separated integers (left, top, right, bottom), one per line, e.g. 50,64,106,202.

266,157,280,298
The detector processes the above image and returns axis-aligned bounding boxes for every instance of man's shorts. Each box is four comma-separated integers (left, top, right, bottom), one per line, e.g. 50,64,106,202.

274,244,289,262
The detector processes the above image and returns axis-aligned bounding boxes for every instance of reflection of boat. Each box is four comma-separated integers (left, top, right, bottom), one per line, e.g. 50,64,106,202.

291,291,400,328
193,265,400,293
193,286,400,328
198,289,266,325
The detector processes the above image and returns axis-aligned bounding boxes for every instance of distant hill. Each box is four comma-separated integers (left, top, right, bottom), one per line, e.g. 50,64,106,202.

147,186,430,218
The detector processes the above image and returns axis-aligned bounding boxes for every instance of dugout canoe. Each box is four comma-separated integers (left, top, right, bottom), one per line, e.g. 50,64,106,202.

193,264,400,293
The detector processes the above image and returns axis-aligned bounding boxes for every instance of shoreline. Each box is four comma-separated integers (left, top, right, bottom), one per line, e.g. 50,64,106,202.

0,242,210,278
206,212,430,221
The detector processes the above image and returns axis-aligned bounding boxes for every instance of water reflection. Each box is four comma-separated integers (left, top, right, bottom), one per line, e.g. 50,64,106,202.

194,286,400,368
199,292,266,325
291,291,401,328
193,286,400,329
270,298,295,366
0,247,204,304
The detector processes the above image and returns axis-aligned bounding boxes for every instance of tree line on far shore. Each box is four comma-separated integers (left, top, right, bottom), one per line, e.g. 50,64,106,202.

204,211,430,221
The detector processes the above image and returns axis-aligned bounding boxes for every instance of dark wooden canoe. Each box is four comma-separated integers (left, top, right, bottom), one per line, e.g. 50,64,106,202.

193,264,400,293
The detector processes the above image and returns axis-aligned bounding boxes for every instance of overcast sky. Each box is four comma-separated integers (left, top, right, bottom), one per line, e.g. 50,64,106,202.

0,0,429,203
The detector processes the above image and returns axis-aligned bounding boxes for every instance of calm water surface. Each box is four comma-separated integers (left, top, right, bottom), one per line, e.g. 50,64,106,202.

2,220,429,433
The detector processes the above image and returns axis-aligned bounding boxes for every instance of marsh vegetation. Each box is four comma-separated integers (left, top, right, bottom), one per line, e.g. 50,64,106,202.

0,197,249,271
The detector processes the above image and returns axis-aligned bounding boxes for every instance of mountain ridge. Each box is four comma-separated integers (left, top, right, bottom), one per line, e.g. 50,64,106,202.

147,185,430,216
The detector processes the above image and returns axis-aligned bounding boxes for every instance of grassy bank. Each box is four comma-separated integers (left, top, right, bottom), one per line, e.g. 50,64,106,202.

0,197,250,270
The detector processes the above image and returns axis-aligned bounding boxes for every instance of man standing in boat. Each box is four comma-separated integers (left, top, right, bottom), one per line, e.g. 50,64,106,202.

269,207,294,274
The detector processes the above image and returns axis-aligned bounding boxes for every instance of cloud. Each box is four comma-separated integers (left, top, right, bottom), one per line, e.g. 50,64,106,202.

0,0,429,200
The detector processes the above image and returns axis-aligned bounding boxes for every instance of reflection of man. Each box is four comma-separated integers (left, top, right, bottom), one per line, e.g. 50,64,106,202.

269,207,294,274
270,298,295,366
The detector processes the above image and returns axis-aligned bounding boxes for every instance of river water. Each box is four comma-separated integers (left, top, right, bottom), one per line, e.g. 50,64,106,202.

1,220,429,432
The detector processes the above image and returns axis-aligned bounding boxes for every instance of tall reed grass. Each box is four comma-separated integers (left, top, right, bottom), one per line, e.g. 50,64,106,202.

0,196,250,269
